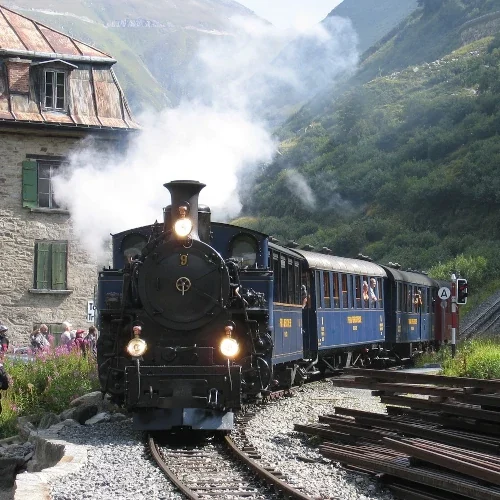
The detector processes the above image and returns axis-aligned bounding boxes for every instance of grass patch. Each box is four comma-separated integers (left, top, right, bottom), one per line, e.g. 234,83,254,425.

0,348,99,439
415,337,500,379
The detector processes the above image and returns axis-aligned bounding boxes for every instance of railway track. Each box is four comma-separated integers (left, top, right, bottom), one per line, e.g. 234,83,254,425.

460,296,500,339
147,410,311,500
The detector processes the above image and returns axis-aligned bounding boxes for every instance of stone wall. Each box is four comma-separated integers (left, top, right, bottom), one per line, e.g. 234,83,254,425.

0,130,116,347
460,11,500,45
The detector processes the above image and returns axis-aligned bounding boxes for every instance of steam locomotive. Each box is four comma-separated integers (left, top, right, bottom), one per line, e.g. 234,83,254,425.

96,180,452,432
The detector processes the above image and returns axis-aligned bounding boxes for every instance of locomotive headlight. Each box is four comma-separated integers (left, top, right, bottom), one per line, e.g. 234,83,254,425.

220,337,239,358
174,218,192,237
127,338,147,358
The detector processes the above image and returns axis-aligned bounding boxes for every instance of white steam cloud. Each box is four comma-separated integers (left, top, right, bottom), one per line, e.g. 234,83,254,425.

284,170,316,209
53,14,359,260
53,104,275,258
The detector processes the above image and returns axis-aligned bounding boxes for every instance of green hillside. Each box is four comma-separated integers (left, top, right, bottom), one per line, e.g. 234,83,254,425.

239,1,500,296
328,0,418,54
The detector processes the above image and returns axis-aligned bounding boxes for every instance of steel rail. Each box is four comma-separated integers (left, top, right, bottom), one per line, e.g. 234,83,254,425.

147,434,201,500
319,444,500,500
224,434,311,500
341,367,500,391
387,482,469,500
383,437,500,486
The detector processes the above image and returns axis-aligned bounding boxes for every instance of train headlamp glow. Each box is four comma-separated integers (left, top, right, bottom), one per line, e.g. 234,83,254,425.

174,218,192,237
220,337,239,358
126,338,147,358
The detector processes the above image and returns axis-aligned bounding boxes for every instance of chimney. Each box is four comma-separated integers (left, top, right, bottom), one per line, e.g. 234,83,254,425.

164,180,205,241
5,58,31,94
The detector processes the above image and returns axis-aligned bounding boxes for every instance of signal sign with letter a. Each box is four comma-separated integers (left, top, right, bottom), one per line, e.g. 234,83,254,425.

456,278,468,305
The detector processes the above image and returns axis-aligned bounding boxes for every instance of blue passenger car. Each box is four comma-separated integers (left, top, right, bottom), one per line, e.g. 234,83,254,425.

381,266,437,357
268,243,305,366
298,251,387,368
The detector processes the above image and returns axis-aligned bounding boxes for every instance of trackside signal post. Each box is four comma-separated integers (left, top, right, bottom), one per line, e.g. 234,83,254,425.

438,285,451,354
451,275,457,358
450,275,468,358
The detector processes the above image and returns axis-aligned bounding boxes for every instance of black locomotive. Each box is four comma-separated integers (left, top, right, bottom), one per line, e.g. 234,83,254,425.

97,180,273,431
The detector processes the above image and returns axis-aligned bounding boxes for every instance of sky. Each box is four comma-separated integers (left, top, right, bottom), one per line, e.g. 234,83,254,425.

238,0,344,30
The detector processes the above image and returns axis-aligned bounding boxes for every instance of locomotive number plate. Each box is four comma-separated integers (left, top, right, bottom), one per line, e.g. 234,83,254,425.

180,254,189,266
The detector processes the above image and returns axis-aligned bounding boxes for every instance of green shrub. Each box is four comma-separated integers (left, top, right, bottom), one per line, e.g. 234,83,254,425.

0,349,99,438
416,338,500,379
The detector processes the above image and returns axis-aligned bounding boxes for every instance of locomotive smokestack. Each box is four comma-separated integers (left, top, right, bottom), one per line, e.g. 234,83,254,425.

164,180,206,241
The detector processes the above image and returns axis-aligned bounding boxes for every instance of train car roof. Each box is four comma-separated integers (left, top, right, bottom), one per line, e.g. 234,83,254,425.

268,242,305,259
380,265,437,287
296,250,387,276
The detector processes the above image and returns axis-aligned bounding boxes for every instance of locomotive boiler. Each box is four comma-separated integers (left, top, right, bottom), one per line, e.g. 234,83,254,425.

97,180,272,431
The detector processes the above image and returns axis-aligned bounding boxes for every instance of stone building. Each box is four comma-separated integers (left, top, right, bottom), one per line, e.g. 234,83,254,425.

0,4,138,346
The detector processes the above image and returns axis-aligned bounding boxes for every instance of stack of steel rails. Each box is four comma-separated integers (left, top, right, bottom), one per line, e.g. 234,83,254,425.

295,368,500,500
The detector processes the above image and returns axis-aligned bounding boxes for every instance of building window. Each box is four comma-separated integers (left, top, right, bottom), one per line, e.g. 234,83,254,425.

44,70,66,110
22,159,66,209
34,241,68,290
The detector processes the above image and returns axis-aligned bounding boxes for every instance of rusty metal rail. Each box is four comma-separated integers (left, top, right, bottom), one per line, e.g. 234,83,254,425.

319,441,500,500
295,368,500,499
341,367,500,391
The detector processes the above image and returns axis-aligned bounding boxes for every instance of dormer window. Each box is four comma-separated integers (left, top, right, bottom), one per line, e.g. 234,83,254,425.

44,70,66,110
32,59,77,112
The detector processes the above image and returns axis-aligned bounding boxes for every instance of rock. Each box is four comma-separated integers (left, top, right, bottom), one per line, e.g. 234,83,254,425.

27,433,64,473
69,391,103,407
16,416,36,441
0,443,34,488
85,412,111,425
73,404,98,425
38,412,60,430
59,407,77,420
109,413,128,422
69,391,122,414
0,456,24,488
60,418,80,427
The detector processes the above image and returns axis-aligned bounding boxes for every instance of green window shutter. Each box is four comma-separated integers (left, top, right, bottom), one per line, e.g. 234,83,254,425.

35,242,50,289
51,242,68,290
22,160,38,208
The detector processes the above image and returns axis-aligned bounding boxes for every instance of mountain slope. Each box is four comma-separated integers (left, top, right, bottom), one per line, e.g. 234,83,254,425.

327,0,418,54
4,0,263,112
238,1,500,293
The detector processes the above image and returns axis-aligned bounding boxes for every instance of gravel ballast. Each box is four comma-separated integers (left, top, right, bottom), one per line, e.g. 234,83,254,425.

42,381,393,500
245,381,394,500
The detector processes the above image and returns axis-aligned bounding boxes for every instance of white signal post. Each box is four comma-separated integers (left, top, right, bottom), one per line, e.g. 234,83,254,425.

451,273,457,358
438,286,450,351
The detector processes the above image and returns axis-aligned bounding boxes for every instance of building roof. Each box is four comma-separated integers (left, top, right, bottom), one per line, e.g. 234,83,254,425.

0,5,114,63
0,4,139,131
